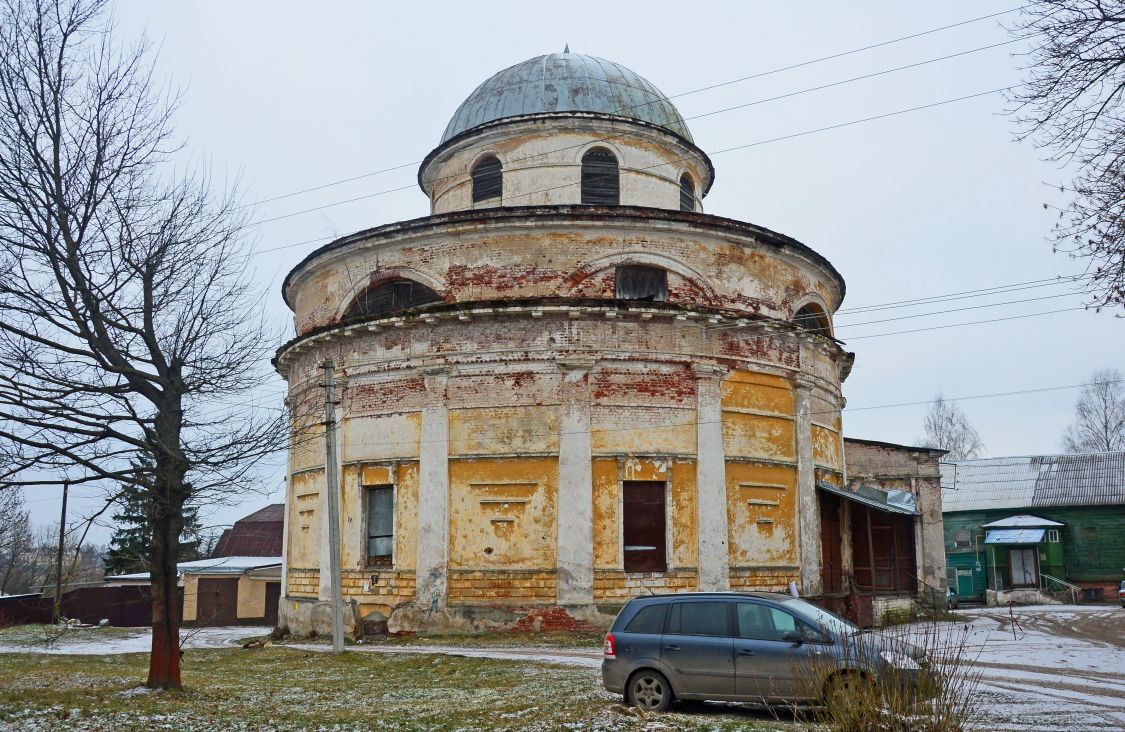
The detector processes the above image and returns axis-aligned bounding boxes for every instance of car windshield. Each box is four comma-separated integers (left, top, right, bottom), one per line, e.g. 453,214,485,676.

782,598,858,636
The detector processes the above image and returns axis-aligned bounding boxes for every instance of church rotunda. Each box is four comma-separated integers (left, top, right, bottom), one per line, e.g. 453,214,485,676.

276,51,852,635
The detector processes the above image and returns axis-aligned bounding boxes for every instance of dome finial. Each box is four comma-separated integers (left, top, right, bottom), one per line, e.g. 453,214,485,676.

563,43,570,54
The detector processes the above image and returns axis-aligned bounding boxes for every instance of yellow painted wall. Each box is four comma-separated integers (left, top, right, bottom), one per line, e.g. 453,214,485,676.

592,458,621,568
183,574,198,622
726,461,798,567
342,413,421,462
721,371,796,461
448,457,558,569
288,470,324,569
669,460,698,569
449,406,559,455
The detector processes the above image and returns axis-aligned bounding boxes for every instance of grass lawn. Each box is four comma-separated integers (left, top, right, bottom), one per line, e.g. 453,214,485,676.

0,647,795,731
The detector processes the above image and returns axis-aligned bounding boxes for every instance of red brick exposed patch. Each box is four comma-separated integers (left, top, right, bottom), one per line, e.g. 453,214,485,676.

512,606,596,633
349,378,427,414
591,369,695,405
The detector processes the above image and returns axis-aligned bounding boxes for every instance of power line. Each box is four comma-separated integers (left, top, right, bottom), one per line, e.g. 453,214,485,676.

250,37,1019,229
842,307,1088,340
239,7,1023,212
835,291,1081,329
249,86,1010,252
837,276,1081,314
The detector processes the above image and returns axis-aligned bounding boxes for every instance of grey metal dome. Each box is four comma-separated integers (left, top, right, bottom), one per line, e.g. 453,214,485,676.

441,52,692,144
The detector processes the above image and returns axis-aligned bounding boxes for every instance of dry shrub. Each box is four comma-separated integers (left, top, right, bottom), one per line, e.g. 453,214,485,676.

794,619,984,732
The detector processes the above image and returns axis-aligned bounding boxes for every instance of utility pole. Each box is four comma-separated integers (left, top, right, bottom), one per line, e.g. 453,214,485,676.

53,480,69,624
322,361,345,654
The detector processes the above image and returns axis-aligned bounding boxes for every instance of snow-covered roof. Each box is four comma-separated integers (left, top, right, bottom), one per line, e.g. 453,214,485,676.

104,556,281,582
941,451,1125,513
982,514,1064,528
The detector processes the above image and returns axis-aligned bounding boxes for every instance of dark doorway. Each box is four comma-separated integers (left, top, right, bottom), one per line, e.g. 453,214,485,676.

819,491,843,593
196,577,239,626
623,481,666,572
263,582,281,626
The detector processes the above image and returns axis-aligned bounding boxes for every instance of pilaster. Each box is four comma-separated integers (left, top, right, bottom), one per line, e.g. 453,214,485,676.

416,365,451,612
556,357,596,605
794,375,823,595
694,362,729,591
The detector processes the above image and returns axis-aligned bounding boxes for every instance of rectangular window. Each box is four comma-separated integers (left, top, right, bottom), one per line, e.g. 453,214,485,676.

667,602,730,637
1047,529,1060,543
366,485,394,567
622,481,666,572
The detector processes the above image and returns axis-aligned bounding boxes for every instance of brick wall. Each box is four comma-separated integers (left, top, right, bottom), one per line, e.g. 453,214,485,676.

729,566,797,591
448,569,557,604
592,569,698,601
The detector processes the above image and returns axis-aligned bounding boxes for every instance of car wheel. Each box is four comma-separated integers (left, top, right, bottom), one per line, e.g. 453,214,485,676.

823,672,871,706
627,669,673,712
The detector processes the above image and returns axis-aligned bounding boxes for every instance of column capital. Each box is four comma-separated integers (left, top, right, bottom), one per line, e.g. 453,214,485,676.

557,355,597,372
691,362,727,379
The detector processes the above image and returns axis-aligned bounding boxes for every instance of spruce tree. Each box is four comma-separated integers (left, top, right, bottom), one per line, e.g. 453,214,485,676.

104,460,204,576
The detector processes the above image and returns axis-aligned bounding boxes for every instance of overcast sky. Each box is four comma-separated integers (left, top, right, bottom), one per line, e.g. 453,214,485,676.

22,1,1125,544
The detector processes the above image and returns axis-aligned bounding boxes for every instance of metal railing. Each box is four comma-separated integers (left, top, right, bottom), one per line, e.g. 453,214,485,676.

1039,573,1080,604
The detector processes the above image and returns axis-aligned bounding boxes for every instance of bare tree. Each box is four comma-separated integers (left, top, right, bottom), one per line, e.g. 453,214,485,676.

1062,368,1125,452
0,0,285,688
919,394,985,460
1009,1,1125,310
0,489,32,594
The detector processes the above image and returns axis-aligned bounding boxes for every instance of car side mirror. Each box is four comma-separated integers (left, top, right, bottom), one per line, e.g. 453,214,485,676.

781,630,803,644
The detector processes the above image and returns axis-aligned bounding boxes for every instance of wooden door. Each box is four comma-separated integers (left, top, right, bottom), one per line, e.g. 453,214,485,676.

264,582,281,626
196,577,239,626
623,481,666,572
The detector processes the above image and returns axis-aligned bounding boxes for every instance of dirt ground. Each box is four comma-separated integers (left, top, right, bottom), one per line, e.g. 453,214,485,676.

1,605,1122,730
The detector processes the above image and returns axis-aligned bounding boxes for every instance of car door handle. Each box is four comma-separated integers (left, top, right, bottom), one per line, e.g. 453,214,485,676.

664,645,681,652
737,650,756,657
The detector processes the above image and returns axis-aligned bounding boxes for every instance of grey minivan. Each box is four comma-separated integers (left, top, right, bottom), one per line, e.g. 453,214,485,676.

601,591,926,711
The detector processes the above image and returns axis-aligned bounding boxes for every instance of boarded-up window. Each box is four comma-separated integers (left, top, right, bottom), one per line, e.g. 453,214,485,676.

367,485,393,567
679,173,695,211
581,148,619,205
615,265,667,301
472,155,502,202
793,303,831,336
623,481,666,572
954,530,972,548
345,278,442,320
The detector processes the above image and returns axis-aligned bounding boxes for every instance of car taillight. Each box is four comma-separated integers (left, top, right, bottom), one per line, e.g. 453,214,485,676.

603,632,616,659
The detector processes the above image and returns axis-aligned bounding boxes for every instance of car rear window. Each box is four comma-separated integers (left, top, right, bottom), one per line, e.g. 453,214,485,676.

624,604,666,634
667,601,730,637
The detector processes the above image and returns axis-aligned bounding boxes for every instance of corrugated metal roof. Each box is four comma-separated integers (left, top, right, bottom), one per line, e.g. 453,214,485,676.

984,528,1045,545
942,451,1125,512
441,52,692,143
817,481,919,515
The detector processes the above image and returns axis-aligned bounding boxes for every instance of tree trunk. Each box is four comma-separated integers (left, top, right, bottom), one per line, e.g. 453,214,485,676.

146,506,182,689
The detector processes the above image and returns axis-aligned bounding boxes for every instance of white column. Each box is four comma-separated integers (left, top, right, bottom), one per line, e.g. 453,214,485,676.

415,366,450,612
794,375,823,595
694,363,729,592
556,358,595,606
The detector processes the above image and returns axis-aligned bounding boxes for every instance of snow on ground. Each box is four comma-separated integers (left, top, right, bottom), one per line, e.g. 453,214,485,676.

0,626,267,655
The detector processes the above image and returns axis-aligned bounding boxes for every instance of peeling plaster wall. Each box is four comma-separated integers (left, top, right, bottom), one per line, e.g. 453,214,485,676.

284,213,843,336
422,119,710,214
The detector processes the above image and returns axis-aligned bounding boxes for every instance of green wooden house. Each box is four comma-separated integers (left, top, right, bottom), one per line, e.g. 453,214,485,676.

941,451,1125,604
